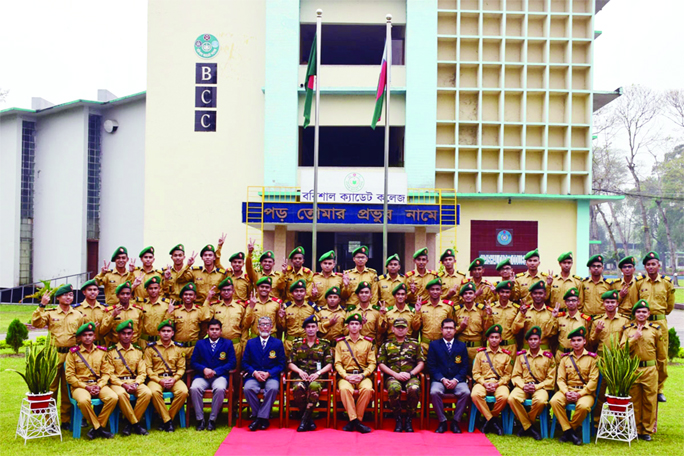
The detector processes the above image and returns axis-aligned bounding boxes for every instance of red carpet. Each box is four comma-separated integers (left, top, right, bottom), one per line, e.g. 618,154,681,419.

215,419,500,456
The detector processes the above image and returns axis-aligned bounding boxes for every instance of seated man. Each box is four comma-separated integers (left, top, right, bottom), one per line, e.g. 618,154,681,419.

190,319,236,431
288,315,334,432
242,316,286,431
427,318,470,434
64,322,117,440
549,326,599,446
378,318,425,433
335,313,376,434
471,324,512,435
144,320,188,432
507,326,556,440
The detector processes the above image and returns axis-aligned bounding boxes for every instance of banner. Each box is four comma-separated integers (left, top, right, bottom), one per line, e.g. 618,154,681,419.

300,169,407,204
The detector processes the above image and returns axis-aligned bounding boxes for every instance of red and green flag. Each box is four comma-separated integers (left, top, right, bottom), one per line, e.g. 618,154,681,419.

303,35,317,129
371,40,388,130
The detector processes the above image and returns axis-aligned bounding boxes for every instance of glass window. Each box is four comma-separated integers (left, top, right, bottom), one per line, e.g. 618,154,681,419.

300,24,405,65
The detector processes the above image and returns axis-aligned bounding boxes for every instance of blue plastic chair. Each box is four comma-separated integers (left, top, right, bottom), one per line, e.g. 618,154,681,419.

144,391,186,429
109,393,155,434
468,395,512,434
66,382,109,439
504,397,550,438
550,375,602,444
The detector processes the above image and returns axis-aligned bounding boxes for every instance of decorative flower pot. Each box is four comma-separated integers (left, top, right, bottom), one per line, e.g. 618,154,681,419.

605,395,631,412
26,392,52,411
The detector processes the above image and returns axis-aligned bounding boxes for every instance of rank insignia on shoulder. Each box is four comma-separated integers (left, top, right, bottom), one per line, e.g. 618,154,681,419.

97,345,107,351
475,303,485,310
273,298,282,304
574,275,583,280
588,352,597,358
108,346,116,351
477,347,486,352
561,352,570,357
364,336,374,342
133,344,141,350
174,342,183,347
293,337,303,343
649,323,661,329
336,336,346,342
517,350,526,355
516,272,524,278
581,313,592,321
543,351,553,358
147,342,156,347
502,348,511,355
442,300,454,306
512,303,520,309
406,271,415,277
372,305,381,311
70,346,80,353
345,305,356,312
71,303,81,308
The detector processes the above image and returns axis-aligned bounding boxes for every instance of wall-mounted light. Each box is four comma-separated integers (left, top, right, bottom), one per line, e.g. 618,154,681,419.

104,119,118,134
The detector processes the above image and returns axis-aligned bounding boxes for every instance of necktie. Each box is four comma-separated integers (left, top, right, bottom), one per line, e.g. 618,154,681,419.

261,339,266,349
211,341,217,353
446,341,452,353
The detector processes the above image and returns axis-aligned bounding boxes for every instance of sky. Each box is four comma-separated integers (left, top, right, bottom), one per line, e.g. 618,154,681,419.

1,0,683,109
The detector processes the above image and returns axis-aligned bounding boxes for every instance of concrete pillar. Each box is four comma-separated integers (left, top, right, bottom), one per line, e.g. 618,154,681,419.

404,231,415,272
274,226,287,262
263,230,275,252
427,232,437,270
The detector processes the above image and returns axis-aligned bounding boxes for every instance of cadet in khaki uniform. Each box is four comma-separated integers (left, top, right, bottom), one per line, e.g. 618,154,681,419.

384,283,420,340
470,325,512,435
65,322,117,439
287,315,334,432
245,276,282,338
223,252,253,302
550,326,599,446
163,244,195,301
512,281,558,351
553,288,592,361
377,254,406,307
206,277,252,362
345,281,385,342
415,278,455,353
32,284,85,427
318,287,347,343
279,246,314,303
144,320,188,432
101,282,144,346
169,282,212,359
515,249,549,306
494,259,520,304
137,276,174,344
94,246,134,305
589,290,630,355
581,254,616,316
105,319,150,436
377,318,425,433
547,252,584,310
638,251,675,401
508,326,556,440
343,246,379,307
621,300,666,441
454,281,489,364
310,250,347,307
486,281,520,351
438,249,467,301
279,280,322,354
614,256,644,317
406,248,439,305
130,246,165,301
335,314,376,434
467,258,495,305
78,279,108,345
245,246,283,300
190,244,228,304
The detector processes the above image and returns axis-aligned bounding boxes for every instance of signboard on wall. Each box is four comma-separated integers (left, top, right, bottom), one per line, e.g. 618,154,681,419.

470,220,538,276
300,169,407,204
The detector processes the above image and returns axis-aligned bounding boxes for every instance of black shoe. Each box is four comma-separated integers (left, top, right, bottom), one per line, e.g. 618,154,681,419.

343,419,357,432
122,423,133,436
165,420,175,433
568,429,582,445
81,421,89,428
207,420,216,431
435,421,448,433
657,393,666,403
355,421,372,434
516,426,527,437
61,422,71,431
393,415,404,433
297,418,309,432
259,418,270,430
451,420,462,434
248,419,260,431
529,426,542,441
196,419,206,431
640,434,652,441
491,419,503,436
559,429,569,443
98,427,114,439
86,428,99,440
405,417,414,433
480,419,491,434
133,423,149,436
307,419,317,431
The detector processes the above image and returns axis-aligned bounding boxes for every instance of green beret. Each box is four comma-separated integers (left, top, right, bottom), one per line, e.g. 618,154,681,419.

115,319,134,333
618,256,635,268
169,244,185,255
289,246,305,258
318,250,336,263
229,252,245,262
200,244,215,255
325,286,341,298
426,278,442,290
115,281,131,295
642,251,659,265
413,247,428,259
563,287,579,300
80,280,98,291
632,299,650,315
218,277,233,289
495,258,512,270
302,314,319,328
524,249,539,260
54,284,74,297
495,280,513,292
345,313,363,324
528,280,546,292
557,251,573,262
256,276,272,287
355,281,372,294
392,283,408,295
586,254,604,267
468,257,485,271
144,276,162,288
139,246,155,258
525,326,542,340
111,246,128,261
385,254,400,267
440,249,456,261
157,319,174,331
180,282,197,295
393,318,409,328
601,289,619,301
259,250,275,262
289,279,307,292
484,324,502,337
352,245,369,257
459,281,476,295
76,322,96,336
567,326,586,340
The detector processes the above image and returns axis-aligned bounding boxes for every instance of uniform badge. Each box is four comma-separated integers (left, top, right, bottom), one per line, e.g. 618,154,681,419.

454,356,462,364
219,352,226,360
269,350,276,359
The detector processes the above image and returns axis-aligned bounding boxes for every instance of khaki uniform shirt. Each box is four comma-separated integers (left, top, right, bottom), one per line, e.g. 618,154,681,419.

556,349,599,397
334,335,377,378
318,306,347,342
547,274,584,307
345,304,384,341
101,304,144,345
638,275,675,315
32,305,85,348
170,304,212,343
137,297,173,338
620,322,666,363
245,297,281,337
209,299,251,342
131,267,165,300
77,301,108,342
225,270,252,302
245,254,283,300
94,269,134,305
385,306,420,339
106,342,146,385
163,264,194,301
472,347,513,385
511,349,556,390
191,265,228,303
589,313,630,354
486,301,520,344
65,344,112,388
310,272,346,307
613,275,645,316
582,277,616,316
144,342,186,382
377,274,406,307
512,305,558,347
439,270,467,300
493,279,521,303
515,271,549,306
417,300,454,342
469,278,495,306
454,303,488,342
279,301,321,340
343,267,379,306
556,311,592,350
280,266,314,303
405,269,439,304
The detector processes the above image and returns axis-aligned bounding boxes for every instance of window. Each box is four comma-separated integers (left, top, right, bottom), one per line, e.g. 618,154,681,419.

300,24,405,65
299,126,404,167
87,115,102,240
20,121,36,284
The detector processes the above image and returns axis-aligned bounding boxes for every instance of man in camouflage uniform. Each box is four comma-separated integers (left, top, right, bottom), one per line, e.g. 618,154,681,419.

377,318,425,432
287,315,334,432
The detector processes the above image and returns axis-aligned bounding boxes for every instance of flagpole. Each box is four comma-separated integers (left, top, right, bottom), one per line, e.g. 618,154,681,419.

312,9,322,272
382,14,392,268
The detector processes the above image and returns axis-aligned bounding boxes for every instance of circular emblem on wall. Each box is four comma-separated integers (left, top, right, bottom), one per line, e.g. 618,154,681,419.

194,34,219,59
344,173,365,192
497,230,512,246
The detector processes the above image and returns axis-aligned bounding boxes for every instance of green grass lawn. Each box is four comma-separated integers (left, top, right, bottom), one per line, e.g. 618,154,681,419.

0,305,35,334
675,288,683,304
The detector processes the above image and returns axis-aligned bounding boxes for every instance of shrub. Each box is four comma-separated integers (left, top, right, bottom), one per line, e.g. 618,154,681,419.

669,327,681,361
6,319,29,354
34,335,47,346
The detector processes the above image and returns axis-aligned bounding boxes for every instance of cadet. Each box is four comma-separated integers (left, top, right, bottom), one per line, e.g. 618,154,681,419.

130,246,164,300
287,315,334,432
101,282,144,346
508,326,556,440
486,280,520,351
553,288,592,362
310,250,347,308
244,276,282,338
345,281,384,342
137,276,174,344
279,279,321,354
384,283,420,340
32,284,85,428
206,278,251,363
94,246,134,305
515,249,549,306
377,318,425,433
169,282,212,359
335,314,377,434
77,279,107,346
548,252,584,309
105,319,151,436
470,325,512,435
163,244,195,301
280,246,314,303
415,278,455,353
467,258,495,305
549,326,599,446
589,290,630,355
65,322,117,439
438,249,466,300
406,248,438,304
621,300,666,441
581,254,615,316
245,240,283,300
512,281,558,351
454,281,488,364
638,251,675,402
318,286,346,343
343,245,379,307
190,244,228,304
223,252,252,302
494,259,520,303
377,254,406,307
144,320,188,432
614,256,644,317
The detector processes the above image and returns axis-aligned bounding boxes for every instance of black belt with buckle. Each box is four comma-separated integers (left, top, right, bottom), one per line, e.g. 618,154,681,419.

119,376,133,380
57,346,70,354
175,341,196,348
160,373,172,377
141,335,159,342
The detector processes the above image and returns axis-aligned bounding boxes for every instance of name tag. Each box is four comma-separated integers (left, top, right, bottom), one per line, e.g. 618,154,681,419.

316,362,321,370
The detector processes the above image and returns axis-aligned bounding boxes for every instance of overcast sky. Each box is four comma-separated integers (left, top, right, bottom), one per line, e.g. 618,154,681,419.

1,0,683,109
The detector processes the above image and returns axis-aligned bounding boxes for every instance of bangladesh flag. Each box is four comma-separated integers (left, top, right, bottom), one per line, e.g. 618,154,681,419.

371,41,388,130
303,35,317,129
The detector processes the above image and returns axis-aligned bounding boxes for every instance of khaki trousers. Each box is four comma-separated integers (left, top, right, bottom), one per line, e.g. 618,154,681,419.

471,384,509,420
507,387,548,430
148,380,188,423
338,378,374,422
550,390,594,431
72,386,118,430
110,384,152,424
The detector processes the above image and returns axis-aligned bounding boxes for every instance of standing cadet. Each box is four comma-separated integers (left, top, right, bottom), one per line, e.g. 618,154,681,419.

335,314,377,434
279,280,321,354
486,280,520,351
581,254,615,316
101,282,144,346
515,249,549,306
318,287,347,343
78,279,108,346
245,277,282,339
553,288,592,362
614,256,644,317
384,283,421,340
453,281,489,364
65,322,117,439
548,252,584,309
377,318,425,432
280,246,314,302
638,251,675,402
415,279,455,353
287,315,334,432
377,254,406,307
130,246,164,300
105,319,151,436
245,240,283,300
169,282,212,359
406,248,439,305
470,325,512,435
94,246,134,305
343,246,379,307
508,326,556,440
621,300,666,441
224,251,252,302
206,278,251,364
32,284,85,429
589,290,630,355
163,244,195,301
512,281,558,351
467,258,495,305
190,244,227,304
438,249,466,300
550,326,599,446
310,250,346,308
136,276,174,345
345,281,384,342
494,259,520,303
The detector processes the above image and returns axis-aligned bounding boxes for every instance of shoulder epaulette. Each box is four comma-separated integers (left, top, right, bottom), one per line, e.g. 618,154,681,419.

635,273,645,281
194,304,202,309
543,351,554,358
561,352,570,357
147,341,156,347
308,302,322,312
574,275,583,281
553,274,559,279
438,271,445,277
134,297,145,303
517,349,527,355
217,268,227,274
386,305,395,311
429,270,437,275
587,352,597,358
372,304,381,311
457,270,466,276
70,346,80,353
545,306,554,312
557,311,566,317
97,345,107,351
209,300,220,306
45,307,57,311
516,272,524,278
512,303,520,309
606,278,616,284
272,298,282,304
336,336,346,342
580,313,592,322
475,303,485,310
192,266,202,270
301,267,311,274
284,301,293,308
583,277,590,281
454,303,464,310
71,303,81,308
406,270,415,277
345,305,357,312
363,336,374,342
133,304,143,310
378,274,387,280
293,337,304,343
664,276,673,283
541,272,548,277
368,268,377,274
649,322,661,330
108,345,116,351
623,323,636,330
104,306,113,312
133,344,142,350
477,347,486,352
173,341,182,347
501,348,511,355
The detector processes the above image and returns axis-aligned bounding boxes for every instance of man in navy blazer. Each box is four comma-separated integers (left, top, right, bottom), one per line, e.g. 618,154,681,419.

242,316,286,431
190,319,236,431
427,318,470,433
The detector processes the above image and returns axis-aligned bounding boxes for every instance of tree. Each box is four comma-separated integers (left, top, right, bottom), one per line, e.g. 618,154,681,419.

0,88,8,104
664,89,684,130
6,319,28,354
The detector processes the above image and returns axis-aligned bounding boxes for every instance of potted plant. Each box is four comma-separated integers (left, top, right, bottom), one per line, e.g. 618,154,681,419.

597,335,643,412
8,337,60,411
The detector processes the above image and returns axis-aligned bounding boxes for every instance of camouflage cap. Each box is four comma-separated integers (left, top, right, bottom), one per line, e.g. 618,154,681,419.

393,318,409,328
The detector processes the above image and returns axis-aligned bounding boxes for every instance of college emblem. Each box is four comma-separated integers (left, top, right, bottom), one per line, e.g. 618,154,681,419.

269,350,276,359
496,229,512,246
194,33,219,59
219,352,226,360
344,172,365,192
454,356,462,364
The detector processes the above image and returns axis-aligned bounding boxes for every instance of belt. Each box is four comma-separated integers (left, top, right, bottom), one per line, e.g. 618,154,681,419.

570,385,583,390
500,339,516,346
140,334,159,342
119,376,133,380
175,341,196,348
648,314,666,321
85,380,96,383
639,360,656,367
57,346,71,354
160,373,173,377
464,341,483,348
525,343,549,350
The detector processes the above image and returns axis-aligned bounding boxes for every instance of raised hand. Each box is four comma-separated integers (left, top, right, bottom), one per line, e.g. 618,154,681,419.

460,316,469,328
128,258,137,272
112,305,123,318
619,283,629,298
282,258,288,273
164,265,172,280
594,320,605,332
132,274,143,289
41,292,51,306
379,301,387,315
101,261,110,274
342,272,350,287
187,251,197,267
546,270,554,285
520,304,528,315
207,286,217,302
474,286,483,297
484,300,492,315
414,298,422,313
168,299,176,314
329,314,340,325
218,232,227,246
278,301,286,319
247,238,255,253
311,282,319,298
552,302,561,318
409,279,417,293
248,291,257,308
